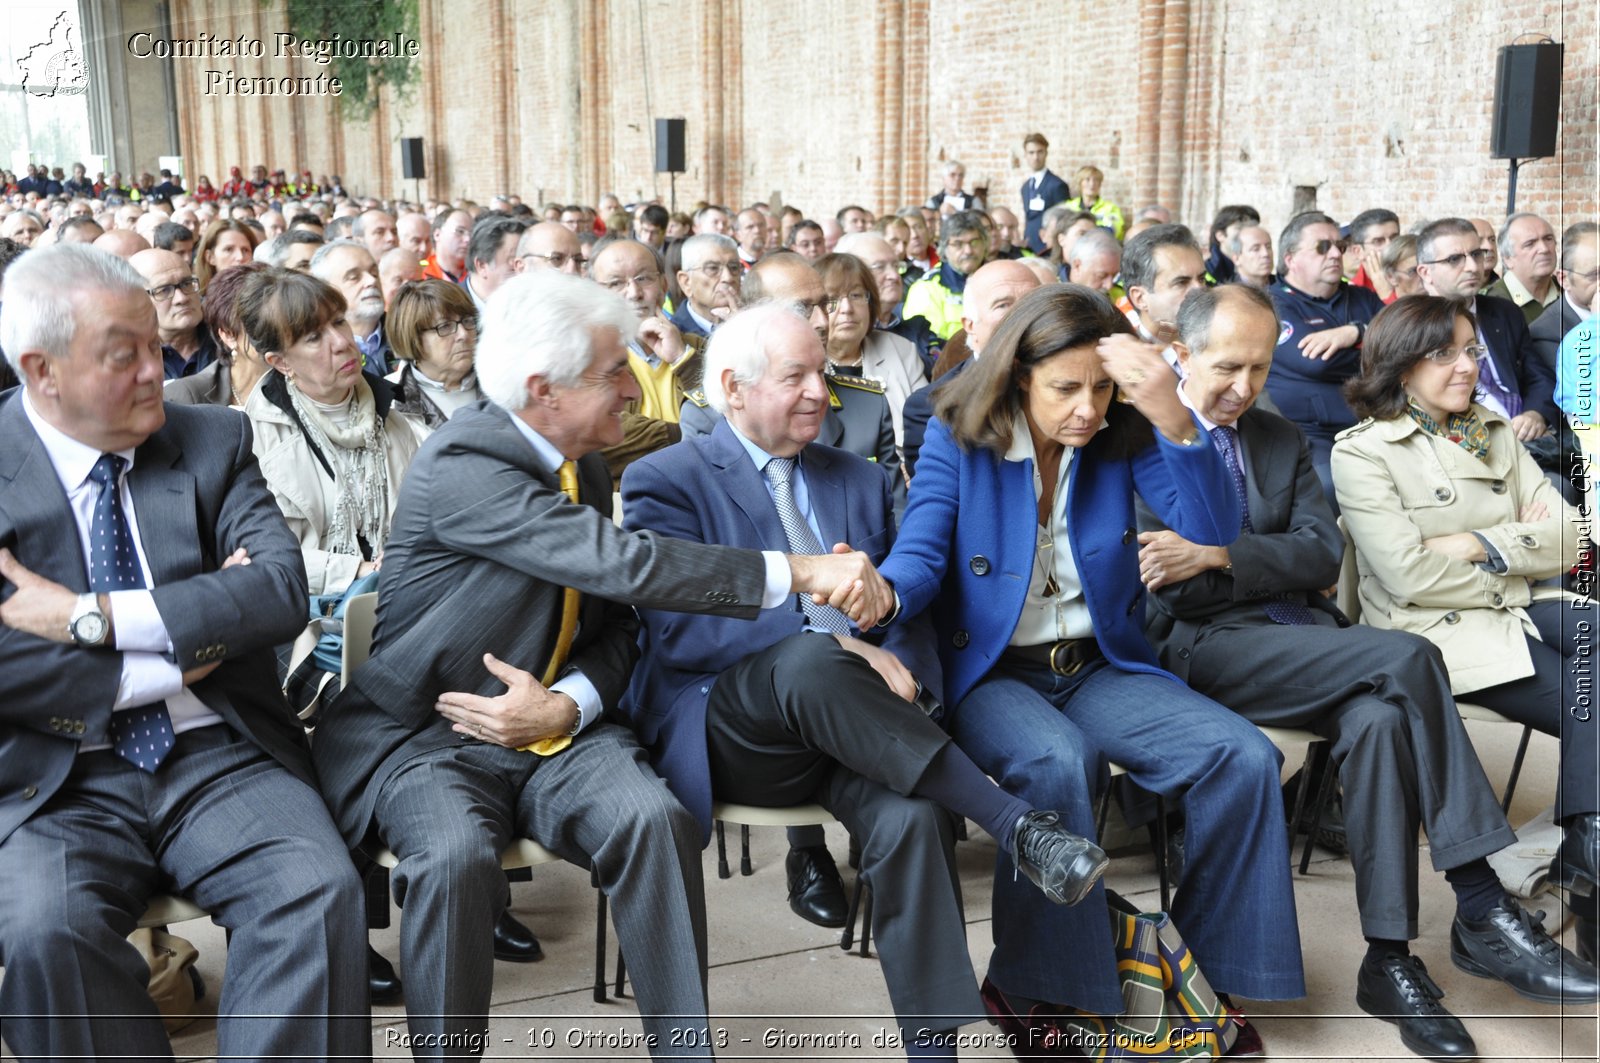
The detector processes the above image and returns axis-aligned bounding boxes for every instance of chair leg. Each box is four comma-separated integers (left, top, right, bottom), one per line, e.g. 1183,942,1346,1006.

1286,746,1318,835
715,821,731,880
856,881,873,958
840,874,867,952
591,866,609,1004
739,824,753,876
1500,726,1533,815
1299,755,1340,875
1153,795,1171,914
1095,787,1112,839
613,947,627,999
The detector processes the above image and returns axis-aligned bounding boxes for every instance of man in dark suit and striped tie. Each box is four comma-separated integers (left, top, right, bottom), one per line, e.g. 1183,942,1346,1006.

0,243,368,1060
311,270,901,1060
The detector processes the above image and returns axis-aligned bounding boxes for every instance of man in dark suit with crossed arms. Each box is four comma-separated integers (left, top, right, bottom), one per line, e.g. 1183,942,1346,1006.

1135,283,1596,1061
0,244,367,1060
311,271,901,1060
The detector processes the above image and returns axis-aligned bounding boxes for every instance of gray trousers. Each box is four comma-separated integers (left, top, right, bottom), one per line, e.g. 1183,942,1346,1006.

372,719,713,1061
706,632,982,1027
1187,618,1516,941
0,725,370,1062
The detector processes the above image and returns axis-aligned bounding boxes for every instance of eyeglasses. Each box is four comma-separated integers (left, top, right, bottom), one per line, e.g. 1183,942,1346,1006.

791,298,829,318
945,237,986,253
598,271,660,293
1421,342,1488,364
424,318,478,339
824,290,870,313
1299,238,1350,256
694,261,743,280
520,251,586,270
145,276,199,302
1421,249,1491,270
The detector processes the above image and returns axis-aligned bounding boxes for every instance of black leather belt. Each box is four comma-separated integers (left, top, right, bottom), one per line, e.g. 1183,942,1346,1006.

1002,639,1103,676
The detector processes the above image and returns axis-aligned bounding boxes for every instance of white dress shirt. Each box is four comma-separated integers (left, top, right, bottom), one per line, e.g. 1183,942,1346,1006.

22,392,222,751
1005,411,1094,645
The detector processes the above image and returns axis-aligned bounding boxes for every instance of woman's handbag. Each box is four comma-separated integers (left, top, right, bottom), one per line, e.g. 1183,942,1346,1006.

983,890,1259,1059
283,571,381,722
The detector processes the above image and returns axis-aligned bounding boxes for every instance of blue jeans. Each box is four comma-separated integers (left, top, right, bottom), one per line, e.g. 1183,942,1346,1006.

949,658,1305,1013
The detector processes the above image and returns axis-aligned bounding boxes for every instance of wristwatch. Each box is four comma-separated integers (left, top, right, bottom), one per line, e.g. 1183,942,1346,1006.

68,593,110,648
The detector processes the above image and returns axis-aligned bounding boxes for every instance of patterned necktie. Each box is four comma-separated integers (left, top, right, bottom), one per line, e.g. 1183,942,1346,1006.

1208,427,1317,626
523,460,584,757
765,457,852,636
87,454,176,772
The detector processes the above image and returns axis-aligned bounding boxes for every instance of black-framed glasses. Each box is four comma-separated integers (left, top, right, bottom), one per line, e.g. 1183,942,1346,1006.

1421,249,1491,270
425,318,478,338
145,276,199,302
1421,342,1488,364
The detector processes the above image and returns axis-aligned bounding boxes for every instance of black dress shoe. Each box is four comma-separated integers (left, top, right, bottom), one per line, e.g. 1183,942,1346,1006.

1550,813,1600,899
368,945,403,1006
492,910,544,963
1450,897,1600,1004
786,845,848,928
1011,811,1109,907
1355,953,1476,1059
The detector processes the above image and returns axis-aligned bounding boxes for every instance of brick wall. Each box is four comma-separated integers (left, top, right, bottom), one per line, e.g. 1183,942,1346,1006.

167,0,1596,234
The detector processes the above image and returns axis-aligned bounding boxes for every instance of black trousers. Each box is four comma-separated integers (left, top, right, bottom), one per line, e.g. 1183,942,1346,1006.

705,632,981,1025
1187,616,1516,941
1468,597,1600,823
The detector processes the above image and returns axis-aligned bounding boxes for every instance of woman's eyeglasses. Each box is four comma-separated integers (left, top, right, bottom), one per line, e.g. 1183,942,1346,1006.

1421,342,1488,364
425,318,478,339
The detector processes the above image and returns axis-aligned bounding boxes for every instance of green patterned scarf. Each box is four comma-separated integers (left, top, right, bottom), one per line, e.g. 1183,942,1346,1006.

1406,396,1490,461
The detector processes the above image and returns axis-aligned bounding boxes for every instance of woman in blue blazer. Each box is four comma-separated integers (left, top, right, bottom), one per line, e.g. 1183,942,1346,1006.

878,285,1305,1021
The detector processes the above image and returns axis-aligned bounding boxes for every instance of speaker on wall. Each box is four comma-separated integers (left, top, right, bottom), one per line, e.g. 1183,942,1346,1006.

401,137,426,180
655,118,686,173
1491,42,1563,159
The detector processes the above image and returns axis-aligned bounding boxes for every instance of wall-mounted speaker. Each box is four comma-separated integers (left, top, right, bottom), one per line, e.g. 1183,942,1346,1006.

1491,43,1563,159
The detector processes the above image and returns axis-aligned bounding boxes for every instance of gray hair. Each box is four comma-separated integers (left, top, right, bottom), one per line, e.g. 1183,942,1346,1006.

939,210,987,250
943,160,965,177
1563,221,1600,272
1497,212,1548,261
1,244,145,372
1068,228,1121,265
701,301,810,413
679,232,737,272
475,270,636,409
263,228,326,267
1276,211,1337,275
308,237,372,277
1415,217,1477,267
1121,223,1201,292
351,208,394,239
1175,283,1280,357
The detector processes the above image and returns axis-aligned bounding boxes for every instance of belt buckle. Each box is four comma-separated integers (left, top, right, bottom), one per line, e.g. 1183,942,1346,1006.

1048,641,1084,677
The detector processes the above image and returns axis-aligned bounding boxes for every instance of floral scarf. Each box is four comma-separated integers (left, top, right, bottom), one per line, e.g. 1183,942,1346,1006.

1406,396,1490,461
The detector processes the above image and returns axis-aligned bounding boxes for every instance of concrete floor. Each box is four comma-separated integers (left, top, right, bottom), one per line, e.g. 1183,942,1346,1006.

6,720,1598,1061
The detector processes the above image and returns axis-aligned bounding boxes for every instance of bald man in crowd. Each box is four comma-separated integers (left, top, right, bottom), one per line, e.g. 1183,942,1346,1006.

516,220,584,277
93,229,150,259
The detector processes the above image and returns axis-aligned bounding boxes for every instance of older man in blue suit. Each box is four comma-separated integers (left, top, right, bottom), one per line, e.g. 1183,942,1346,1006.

620,303,1106,1062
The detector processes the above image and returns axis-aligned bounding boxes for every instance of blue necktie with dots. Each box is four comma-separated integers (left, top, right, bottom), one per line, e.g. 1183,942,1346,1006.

1209,427,1318,627
765,456,853,636
87,454,175,772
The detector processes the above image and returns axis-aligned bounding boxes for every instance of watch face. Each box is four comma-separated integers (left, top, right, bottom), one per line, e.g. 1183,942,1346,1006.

72,611,108,645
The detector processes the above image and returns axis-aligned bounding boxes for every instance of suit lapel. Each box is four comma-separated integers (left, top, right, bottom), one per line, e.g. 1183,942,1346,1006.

1235,411,1279,530
706,420,788,546
0,402,89,590
1475,298,1519,385
801,446,847,546
129,428,199,588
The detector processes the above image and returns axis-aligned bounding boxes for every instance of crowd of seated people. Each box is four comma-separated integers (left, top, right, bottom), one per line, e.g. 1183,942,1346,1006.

0,135,1597,1063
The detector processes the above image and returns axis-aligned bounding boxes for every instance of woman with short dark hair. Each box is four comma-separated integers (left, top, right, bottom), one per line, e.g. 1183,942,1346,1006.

878,284,1303,1024
1334,293,1599,961
385,279,482,428
236,268,428,596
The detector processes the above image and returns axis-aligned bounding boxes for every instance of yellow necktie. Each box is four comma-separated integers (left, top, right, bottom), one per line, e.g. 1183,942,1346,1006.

521,460,583,756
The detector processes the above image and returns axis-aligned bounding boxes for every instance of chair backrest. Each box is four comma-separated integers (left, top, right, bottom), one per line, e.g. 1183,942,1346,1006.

1335,516,1361,623
340,591,379,683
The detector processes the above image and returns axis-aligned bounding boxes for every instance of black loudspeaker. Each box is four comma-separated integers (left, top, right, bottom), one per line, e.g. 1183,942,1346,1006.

401,137,426,180
655,118,686,173
1491,42,1563,159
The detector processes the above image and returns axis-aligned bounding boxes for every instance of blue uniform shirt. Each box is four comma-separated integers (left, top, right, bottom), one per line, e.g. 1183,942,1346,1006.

1266,280,1385,430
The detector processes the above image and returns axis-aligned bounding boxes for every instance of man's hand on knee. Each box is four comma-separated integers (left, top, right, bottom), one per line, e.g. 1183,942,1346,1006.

832,635,918,701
